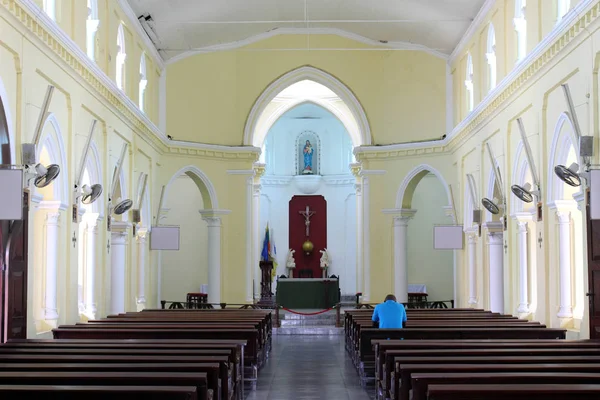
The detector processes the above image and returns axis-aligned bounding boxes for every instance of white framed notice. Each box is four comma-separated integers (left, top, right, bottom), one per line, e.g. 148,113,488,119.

0,169,23,220
433,225,464,250
150,226,180,250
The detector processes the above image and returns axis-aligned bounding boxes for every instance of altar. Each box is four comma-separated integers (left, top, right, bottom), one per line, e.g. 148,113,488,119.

276,278,340,309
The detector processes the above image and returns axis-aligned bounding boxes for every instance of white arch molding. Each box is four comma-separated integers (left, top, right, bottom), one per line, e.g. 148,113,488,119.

84,140,105,216
0,75,15,163
395,164,455,221
163,165,219,210
36,114,69,203
244,66,371,148
547,112,582,204
511,140,537,214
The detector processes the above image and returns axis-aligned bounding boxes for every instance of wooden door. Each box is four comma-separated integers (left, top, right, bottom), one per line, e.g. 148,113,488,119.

586,189,600,339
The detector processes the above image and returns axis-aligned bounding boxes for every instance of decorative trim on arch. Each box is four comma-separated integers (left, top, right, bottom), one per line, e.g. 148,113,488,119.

243,66,371,148
36,113,69,202
84,140,105,217
163,165,219,210
395,164,453,219
547,112,582,203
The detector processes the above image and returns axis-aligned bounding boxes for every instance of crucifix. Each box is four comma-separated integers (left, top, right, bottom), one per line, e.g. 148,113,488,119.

299,205,316,237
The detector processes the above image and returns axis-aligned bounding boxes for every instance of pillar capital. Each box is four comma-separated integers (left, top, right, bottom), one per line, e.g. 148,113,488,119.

383,208,417,226
136,229,148,243
483,221,503,234
45,211,61,226
253,162,266,179
350,162,362,178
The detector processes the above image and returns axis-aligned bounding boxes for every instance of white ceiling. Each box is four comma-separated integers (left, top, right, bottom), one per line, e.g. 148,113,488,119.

126,0,487,62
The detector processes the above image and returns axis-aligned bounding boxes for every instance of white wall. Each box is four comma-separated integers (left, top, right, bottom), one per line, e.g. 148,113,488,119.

264,103,353,176
160,176,208,302
407,174,454,301
261,103,357,296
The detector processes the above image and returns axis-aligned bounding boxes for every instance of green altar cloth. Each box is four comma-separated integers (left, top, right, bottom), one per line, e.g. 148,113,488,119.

275,278,340,309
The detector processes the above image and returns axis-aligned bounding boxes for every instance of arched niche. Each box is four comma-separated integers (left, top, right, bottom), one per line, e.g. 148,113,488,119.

547,112,582,203
244,66,371,149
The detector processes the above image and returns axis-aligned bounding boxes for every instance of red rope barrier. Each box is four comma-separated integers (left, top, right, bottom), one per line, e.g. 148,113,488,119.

282,307,334,316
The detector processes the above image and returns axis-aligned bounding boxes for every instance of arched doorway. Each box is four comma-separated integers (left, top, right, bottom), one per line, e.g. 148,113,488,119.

245,66,372,302
394,165,456,304
159,166,225,304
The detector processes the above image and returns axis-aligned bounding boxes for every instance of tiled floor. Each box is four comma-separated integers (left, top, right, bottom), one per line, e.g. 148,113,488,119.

245,335,372,400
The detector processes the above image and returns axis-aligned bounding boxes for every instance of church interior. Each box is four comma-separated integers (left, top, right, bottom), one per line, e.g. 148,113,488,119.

1,0,600,399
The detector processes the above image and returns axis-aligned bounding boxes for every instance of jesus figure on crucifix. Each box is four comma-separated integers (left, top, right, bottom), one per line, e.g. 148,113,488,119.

299,205,316,237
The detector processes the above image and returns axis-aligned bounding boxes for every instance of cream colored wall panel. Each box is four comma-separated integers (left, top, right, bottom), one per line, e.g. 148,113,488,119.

166,35,446,146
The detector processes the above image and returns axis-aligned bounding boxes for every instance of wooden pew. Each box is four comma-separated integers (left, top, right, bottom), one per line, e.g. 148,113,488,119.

0,385,199,400
0,363,220,400
427,383,600,400
52,327,261,377
0,372,209,400
412,372,600,400
393,355,600,400
372,339,600,397
3,338,245,393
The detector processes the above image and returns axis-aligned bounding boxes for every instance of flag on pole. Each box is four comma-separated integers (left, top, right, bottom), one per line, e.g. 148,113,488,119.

261,224,278,277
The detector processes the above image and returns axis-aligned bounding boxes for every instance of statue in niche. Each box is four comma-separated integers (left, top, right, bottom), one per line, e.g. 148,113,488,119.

302,140,314,174
285,249,296,277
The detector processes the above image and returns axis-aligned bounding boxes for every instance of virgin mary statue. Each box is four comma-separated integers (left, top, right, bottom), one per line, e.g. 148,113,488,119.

302,140,314,174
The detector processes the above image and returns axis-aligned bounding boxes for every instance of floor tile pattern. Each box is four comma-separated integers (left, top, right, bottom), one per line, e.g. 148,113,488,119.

245,335,372,400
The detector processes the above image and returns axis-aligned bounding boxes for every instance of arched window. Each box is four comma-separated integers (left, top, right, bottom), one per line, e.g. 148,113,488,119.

43,0,56,21
86,0,99,61
486,24,497,91
116,24,127,91
139,54,148,112
464,53,474,112
557,0,571,21
514,0,527,62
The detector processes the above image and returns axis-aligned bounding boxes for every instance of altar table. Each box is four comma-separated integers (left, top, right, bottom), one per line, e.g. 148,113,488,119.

276,278,340,309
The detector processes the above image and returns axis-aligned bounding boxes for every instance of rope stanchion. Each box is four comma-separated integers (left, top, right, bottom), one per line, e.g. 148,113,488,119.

282,307,334,316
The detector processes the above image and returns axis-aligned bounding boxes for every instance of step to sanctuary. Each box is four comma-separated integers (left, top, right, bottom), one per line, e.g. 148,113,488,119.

276,309,342,334
273,326,343,335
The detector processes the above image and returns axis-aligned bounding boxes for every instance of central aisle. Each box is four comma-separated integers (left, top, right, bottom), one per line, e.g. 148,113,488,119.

246,335,371,400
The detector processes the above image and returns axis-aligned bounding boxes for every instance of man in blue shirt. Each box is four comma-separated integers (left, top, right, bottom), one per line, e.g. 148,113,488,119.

372,294,407,328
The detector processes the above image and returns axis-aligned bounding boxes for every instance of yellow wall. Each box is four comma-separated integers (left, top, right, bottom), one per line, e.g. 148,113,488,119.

166,34,447,146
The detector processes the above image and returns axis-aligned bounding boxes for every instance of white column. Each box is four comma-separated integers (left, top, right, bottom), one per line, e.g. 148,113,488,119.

486,226,504,313
516,219,530,313
467,231,478,305
355,182,364,295
246,177,254,302
84,214,99,318
363,177,371,301
252,183,261,300
110,222,129,314
203,216,222,304
136,229,148,307
393,212,415,303
557,210,573,318
43,212,60,320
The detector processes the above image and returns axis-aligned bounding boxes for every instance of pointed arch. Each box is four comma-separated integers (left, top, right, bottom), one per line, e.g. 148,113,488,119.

244,66,371,148
35,113,69,203
163,165,218,210
139,53,148,112
465,53,474,112
395,164,454,222
547,112,582,203
83,140,105,217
